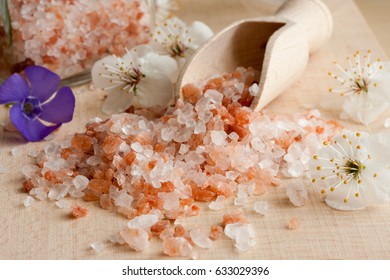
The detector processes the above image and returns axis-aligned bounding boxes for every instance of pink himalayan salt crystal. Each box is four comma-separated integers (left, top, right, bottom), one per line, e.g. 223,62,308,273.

72,205,89,218
120,228,150,251
253,201,268,215
163,237,194,257
209,225,223,241
22,67,342,256
288,217,300,230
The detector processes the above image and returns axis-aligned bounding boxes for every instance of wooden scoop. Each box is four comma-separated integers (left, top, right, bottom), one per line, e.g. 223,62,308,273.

177,0,333,111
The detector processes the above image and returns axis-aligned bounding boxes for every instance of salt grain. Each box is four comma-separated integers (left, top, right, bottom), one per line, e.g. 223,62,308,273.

0,166,6,174
55,199,69,209
120,228,150,251
254,201,268,215
72,175,89,190
23,196,35,208
286,185,308,207
208,195,225,210
189,228,213,249
288,217,299,230
90,242,104,253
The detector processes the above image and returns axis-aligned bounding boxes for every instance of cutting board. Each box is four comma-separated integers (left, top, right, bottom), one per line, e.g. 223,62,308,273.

1,0,390,259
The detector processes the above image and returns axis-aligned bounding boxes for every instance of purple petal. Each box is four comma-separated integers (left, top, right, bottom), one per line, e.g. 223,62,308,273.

39,86,75,124
0,73,30,104
10,105,61,142
24,66,60,103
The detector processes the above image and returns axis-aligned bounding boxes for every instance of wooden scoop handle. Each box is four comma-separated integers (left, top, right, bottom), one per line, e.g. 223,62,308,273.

275,0,333,53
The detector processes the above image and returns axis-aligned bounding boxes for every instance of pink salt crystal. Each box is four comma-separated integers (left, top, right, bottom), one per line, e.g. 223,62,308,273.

163,237,194,257
209,225,223,241
120,228,150,252
286,185,308,207
71,205,89,218
288,217,300,230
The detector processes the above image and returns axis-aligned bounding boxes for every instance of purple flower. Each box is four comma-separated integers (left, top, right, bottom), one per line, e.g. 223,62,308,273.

0,66,75,141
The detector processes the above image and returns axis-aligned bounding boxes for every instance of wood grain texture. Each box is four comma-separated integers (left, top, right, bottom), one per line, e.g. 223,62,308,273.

0,0,389,260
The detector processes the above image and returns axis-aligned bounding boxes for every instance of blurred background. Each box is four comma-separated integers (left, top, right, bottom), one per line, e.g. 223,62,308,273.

355,0,390,56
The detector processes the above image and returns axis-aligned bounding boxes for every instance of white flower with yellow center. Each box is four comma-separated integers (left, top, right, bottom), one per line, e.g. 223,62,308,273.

309,131,390,210
91,45,177,114
151,17,213,69
328,50,390,125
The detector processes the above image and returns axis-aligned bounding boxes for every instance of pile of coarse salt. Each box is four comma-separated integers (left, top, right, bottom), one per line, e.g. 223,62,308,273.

1,0,150,78
22,67,342,258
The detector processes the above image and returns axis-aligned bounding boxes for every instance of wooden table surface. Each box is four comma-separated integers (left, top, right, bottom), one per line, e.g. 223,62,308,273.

1,0,390,260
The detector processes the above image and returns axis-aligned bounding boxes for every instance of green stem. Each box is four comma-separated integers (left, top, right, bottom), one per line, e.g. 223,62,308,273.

1,0,12,47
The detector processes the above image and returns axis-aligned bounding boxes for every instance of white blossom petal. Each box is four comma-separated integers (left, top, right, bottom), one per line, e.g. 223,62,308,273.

135,72,173,108
141,52,178,82
91,55,123,89
101,88,134,115
342,91,388,126
188,21,214,48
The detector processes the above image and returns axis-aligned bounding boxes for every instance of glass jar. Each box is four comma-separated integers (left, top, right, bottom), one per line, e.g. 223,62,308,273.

0,0,154,85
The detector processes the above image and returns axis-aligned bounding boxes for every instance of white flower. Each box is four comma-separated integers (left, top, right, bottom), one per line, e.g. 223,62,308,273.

327,50,390,125
152,0,180,23
309,131,390,210
151,17,213,69
91,45,177,114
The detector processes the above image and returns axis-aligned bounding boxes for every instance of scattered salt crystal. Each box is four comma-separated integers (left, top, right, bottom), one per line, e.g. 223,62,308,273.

23,196,35,207
72,175,89,190
288,217,299,230
27,150,39,158
189,228,213,249
22,164,39,178
114,193,134,208
385,118,390,128
86,155,102,166
226,171,240,181
249,83,260,96
254,201,268,215
127,214,159,231
87,118,103,126
159,192,180,211
208,196,225,210
224,223,256,252
11,147,20,156
179,144,189,155
44,142,58,155
163,237,194,257
259,159,272,169
210,130,227,146
286,185,308,207
204,89,223,104
55,199,69,209
228,132,239,141
109,233,126,245
131,142,143,153
90,242,104,253
195,146,205,154
235,82,245,94
44,158,67,171
0,166,6,174
120,228,150,251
